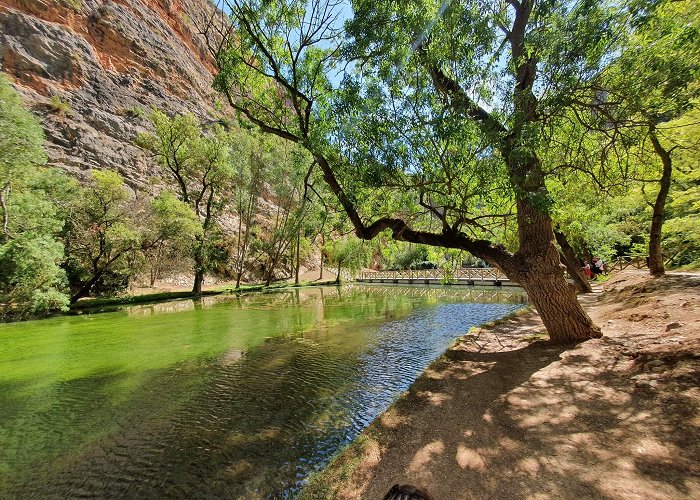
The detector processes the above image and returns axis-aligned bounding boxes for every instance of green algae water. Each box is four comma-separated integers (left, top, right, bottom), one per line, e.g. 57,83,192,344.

0,285,525,498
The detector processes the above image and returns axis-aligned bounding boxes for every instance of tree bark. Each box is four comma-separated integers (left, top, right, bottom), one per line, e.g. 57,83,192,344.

555,230,592,294
516,266,601,342
192,269,204,295
648,127,672,277
503,199,601,342
335,263,341,284
70,274,101,304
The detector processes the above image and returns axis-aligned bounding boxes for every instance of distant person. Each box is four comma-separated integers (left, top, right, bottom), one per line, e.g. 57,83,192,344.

596,257,605,275
384,484,434,500
584,262,592,279
590,258,601,277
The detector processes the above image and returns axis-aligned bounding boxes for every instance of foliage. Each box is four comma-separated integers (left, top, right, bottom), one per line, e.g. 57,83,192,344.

142,191,203,286
138,111,235,292
64,170,144,301
324,237,370,282
0,74,70,318
0,235,69,319
48,95,71,115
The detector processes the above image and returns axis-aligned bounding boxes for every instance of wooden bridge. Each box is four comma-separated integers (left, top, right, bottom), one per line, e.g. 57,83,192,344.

356,267,518,287
349,283,528,303
356,257,648,288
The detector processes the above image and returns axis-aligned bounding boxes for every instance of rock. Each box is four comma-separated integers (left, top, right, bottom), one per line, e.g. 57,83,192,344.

644,359,664,370
0,0,220,191
665,322,682,331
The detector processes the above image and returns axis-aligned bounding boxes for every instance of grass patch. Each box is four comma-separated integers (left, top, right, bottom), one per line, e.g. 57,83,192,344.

70,290,220,310
123,106,146,118
61,0,82,11
48,95,71,115
300,433,376,499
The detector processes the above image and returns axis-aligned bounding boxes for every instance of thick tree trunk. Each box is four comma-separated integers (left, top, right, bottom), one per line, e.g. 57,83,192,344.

648,128,672,277
505,199,601,343
517,268,601,342
555,230,592,294
70,274,101,304
235,272,242,290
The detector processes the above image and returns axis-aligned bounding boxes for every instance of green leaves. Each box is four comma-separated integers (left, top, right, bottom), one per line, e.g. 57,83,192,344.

0,74,71,317
0,235,69,319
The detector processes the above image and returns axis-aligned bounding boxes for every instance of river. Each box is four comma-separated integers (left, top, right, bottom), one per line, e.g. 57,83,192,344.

0,285,526,498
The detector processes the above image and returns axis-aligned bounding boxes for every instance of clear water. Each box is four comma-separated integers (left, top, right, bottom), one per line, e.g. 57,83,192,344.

0,285,525,498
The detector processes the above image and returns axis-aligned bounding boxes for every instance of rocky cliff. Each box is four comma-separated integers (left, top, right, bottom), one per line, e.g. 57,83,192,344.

0,0,219,191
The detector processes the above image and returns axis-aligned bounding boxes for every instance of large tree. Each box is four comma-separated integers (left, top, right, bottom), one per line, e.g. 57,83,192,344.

193,0,637,341
562,0,700,276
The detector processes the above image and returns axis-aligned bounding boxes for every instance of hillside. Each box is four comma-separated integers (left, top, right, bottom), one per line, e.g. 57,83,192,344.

0,0,219,191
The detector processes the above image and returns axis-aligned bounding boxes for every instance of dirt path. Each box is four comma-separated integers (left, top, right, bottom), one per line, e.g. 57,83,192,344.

302,271,700,499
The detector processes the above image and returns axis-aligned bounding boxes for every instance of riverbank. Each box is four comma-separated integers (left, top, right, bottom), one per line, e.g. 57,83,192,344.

69,279,340,313
302,271,700,499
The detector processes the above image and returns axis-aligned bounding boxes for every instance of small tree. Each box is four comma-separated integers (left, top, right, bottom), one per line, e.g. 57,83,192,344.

142,192,203,286
138,111,235,294
324,237,369,284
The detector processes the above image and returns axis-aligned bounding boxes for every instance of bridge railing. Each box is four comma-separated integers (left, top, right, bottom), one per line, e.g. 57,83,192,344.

608,256,648,271
358,267,508,281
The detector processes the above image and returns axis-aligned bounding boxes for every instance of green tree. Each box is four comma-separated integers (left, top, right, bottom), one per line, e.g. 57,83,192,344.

195,0,634,341
0,74,71,318
323,237,369,283
257,144,313,286
230,129,265,289
64,170,143,302
138,111,235,294
569,0,700,275
142,191,204,286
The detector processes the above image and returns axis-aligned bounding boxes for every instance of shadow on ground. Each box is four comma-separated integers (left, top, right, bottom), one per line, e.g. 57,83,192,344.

304,280,700,499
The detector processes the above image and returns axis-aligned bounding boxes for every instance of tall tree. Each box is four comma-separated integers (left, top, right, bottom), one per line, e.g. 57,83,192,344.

324,237,369,283
196,0,627,341
138,112,235,294
0,74,72,317
568,0,700,275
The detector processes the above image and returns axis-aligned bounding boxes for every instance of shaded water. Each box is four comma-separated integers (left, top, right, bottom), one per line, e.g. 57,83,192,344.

0,285,526,498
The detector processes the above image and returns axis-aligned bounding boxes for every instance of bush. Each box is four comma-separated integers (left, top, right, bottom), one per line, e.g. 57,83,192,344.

0,236,69,319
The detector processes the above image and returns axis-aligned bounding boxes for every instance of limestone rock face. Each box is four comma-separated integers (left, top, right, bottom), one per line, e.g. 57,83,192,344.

0,0,220,191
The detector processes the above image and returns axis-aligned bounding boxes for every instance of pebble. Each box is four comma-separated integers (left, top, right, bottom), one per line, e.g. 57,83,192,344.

665,322,682,331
